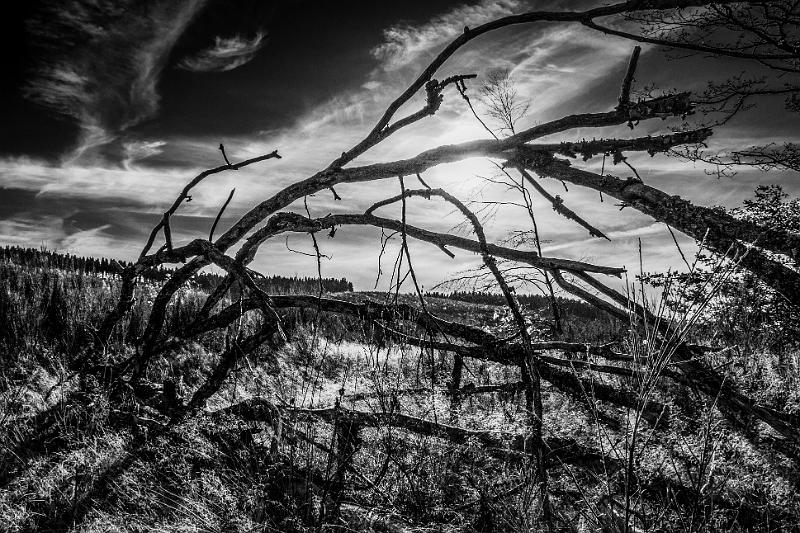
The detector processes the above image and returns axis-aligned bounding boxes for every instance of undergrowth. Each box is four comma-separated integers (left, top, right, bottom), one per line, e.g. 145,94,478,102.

1,260,799,532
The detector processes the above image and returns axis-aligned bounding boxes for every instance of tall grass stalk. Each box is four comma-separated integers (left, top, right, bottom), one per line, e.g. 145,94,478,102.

619,239,746,532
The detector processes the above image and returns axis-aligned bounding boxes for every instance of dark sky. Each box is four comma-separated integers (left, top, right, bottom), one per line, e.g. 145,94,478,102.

141,1,461,140
1,0,798,290
1,2,76,159
0,0,460,161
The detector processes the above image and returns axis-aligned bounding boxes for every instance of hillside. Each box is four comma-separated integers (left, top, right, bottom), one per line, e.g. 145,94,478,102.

2,247,799,531
0,245,354,294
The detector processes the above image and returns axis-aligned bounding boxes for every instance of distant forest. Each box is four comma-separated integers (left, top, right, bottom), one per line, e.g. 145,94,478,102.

3,246,604,314
425,290,607,319
0,246,354,294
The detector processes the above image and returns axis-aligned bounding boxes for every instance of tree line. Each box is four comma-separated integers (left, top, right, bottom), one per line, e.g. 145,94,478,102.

0,245,354,294
425,290,607,319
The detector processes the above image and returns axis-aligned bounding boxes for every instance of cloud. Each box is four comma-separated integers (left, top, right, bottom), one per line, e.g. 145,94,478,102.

122,140,167,170
361,81,382,91
178,31,267,72
23,0,206,162
7,1,797,289
371,0,523,71
0,213,139,259
0,216,65,248
540,222,664,255
59,224,131,258
0,155,206,212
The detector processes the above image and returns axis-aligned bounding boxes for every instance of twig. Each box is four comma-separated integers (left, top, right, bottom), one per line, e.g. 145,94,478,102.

416,172,432,189
209,188,235,241
455,78,499,140
139,149,280,260
517,168,610,240
219,143,235,168
666,223,692,272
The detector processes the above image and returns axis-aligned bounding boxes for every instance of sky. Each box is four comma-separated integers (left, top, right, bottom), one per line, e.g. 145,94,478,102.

1,0,798,293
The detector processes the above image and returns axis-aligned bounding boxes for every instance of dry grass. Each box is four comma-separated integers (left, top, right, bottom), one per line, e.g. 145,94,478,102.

2,261,800,531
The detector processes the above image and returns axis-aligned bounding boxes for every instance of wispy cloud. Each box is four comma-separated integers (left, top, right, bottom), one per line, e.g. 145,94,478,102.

122,140,167,170
24,0,206,162
7,0,794,289
371,0,523,71
540,222,665,255
178,31,267,72
0,216,64,248
0,213,140,258
59,224,127,257
0,155,209,212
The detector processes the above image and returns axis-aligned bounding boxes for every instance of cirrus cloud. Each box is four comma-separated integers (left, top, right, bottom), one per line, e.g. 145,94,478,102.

23,0,207,163
370,0,522,71
178,31,267,73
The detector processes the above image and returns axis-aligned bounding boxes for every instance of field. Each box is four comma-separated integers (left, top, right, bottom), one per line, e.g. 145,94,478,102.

2,251,800,533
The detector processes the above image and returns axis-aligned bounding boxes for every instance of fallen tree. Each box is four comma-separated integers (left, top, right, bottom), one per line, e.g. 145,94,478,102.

90,1,800,529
